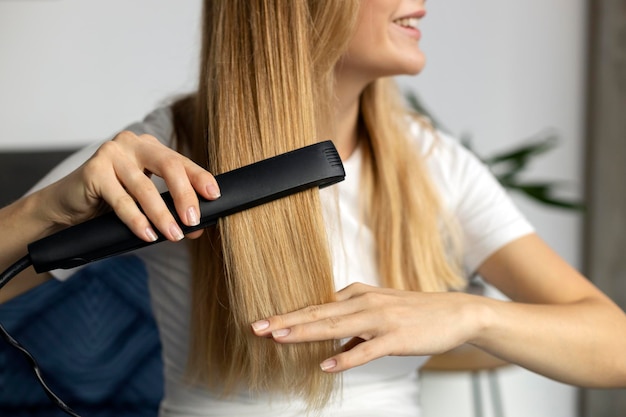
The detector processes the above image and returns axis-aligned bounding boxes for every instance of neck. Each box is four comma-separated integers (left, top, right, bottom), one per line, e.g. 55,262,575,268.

331,69,372,161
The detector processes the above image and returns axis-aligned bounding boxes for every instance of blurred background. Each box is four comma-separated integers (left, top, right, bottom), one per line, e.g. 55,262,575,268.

0,0,624,416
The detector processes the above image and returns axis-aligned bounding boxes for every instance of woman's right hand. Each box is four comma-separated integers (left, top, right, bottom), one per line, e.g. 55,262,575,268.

41,130,220,242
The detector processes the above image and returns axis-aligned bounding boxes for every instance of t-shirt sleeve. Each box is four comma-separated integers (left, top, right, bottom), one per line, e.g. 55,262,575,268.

425,131,535,275
27,107,175,281
28,107,174,194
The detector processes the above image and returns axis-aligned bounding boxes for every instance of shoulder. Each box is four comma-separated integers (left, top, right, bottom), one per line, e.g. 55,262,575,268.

407,118,479,172
123,106,175,148
28,107,176,194
407,119,488,209
406,119,534,273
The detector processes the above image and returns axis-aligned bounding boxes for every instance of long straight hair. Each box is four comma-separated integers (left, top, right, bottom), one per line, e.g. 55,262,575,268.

359,78,464,292
172,0,464,408
173,0,359,408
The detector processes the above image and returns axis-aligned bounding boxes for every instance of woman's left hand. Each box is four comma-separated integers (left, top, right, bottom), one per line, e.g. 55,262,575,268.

250,282,488,372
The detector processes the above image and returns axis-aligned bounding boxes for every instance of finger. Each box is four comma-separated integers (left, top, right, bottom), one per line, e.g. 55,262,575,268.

95,134,179,239
96,169,159,242
149,152,220,202
251,285,395,338
112,155,185,242
251,299,361,337
335,282,393,302
185,229,205,240
113,132,220,229
320,337,391,373
151,154,202,229
161,159,220,228
133,135,220,227
270,311,376,344
183,159,221,200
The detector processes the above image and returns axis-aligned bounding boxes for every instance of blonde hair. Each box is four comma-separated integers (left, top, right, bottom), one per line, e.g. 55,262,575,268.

359,78,464,292
171,0,464,408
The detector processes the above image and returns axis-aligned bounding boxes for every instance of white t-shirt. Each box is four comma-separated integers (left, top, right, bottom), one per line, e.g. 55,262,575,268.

36,108,533,417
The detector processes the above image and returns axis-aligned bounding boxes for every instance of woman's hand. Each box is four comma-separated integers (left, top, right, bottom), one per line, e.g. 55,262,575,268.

1,129,220,303
41,130,220,242
251,282,488,372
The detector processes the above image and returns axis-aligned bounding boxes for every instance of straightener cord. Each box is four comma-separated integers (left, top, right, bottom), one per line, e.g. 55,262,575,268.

0,255,81,417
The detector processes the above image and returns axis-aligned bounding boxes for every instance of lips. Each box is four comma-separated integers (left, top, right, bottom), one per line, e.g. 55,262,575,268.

392,17,422,40
392,10,425,39
393,17,420,31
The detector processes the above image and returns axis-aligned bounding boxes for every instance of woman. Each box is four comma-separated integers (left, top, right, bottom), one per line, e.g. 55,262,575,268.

1,1,625,416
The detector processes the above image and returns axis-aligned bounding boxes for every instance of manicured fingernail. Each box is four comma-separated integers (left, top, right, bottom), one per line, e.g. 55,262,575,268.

251,320,270,331
145,227,159,242
272,328,291,338
207,183,221,199
320,359,337,371
170,223,184,241
187,206,199,226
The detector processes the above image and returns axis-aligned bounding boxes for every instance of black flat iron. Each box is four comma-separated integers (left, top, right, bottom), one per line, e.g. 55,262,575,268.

27,140,345,273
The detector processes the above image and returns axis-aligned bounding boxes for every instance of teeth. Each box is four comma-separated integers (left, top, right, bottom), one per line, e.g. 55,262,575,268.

394,17,420,30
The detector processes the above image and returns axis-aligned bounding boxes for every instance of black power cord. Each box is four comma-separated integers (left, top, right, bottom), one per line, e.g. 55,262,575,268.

0,255,82,417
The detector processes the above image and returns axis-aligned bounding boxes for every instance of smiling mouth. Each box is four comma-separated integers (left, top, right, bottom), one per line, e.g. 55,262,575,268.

393,17,420,31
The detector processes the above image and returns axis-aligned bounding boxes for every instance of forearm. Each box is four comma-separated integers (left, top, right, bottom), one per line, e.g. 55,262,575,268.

472,294,626,388
0,190,60,302
0,190,60,267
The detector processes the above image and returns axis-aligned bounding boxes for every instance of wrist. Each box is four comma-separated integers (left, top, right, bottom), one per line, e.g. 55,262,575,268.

0,190,61,264
20,186,68,238
464,294,499,348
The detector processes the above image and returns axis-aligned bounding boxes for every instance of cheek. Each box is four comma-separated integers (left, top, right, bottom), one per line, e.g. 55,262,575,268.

345,15,390,65
345,32,380,65
351,0,394,52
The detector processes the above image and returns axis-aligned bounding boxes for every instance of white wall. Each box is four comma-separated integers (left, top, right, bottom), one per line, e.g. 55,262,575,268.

0,1,586,416
0,0,202,150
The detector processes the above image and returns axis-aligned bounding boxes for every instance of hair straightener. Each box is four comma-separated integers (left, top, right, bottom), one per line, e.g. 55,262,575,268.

0,140,345,416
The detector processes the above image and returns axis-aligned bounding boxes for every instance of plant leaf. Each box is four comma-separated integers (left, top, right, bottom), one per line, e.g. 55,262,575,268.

484,135,558,166
507,182,585,211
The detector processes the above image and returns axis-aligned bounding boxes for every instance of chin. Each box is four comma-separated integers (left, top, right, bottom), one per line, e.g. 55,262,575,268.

385,47,426,76
404,60,426,76
390,55,426,77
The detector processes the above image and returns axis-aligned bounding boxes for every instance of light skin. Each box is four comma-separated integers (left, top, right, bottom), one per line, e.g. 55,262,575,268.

1,0,625,390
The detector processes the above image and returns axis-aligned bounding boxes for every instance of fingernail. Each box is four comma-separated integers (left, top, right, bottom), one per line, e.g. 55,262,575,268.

170,223,184,241
187,206,200,226
320,359,337,371
145,227,159,242
272,328,291,338
207,183,221,199
251,320,270,331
